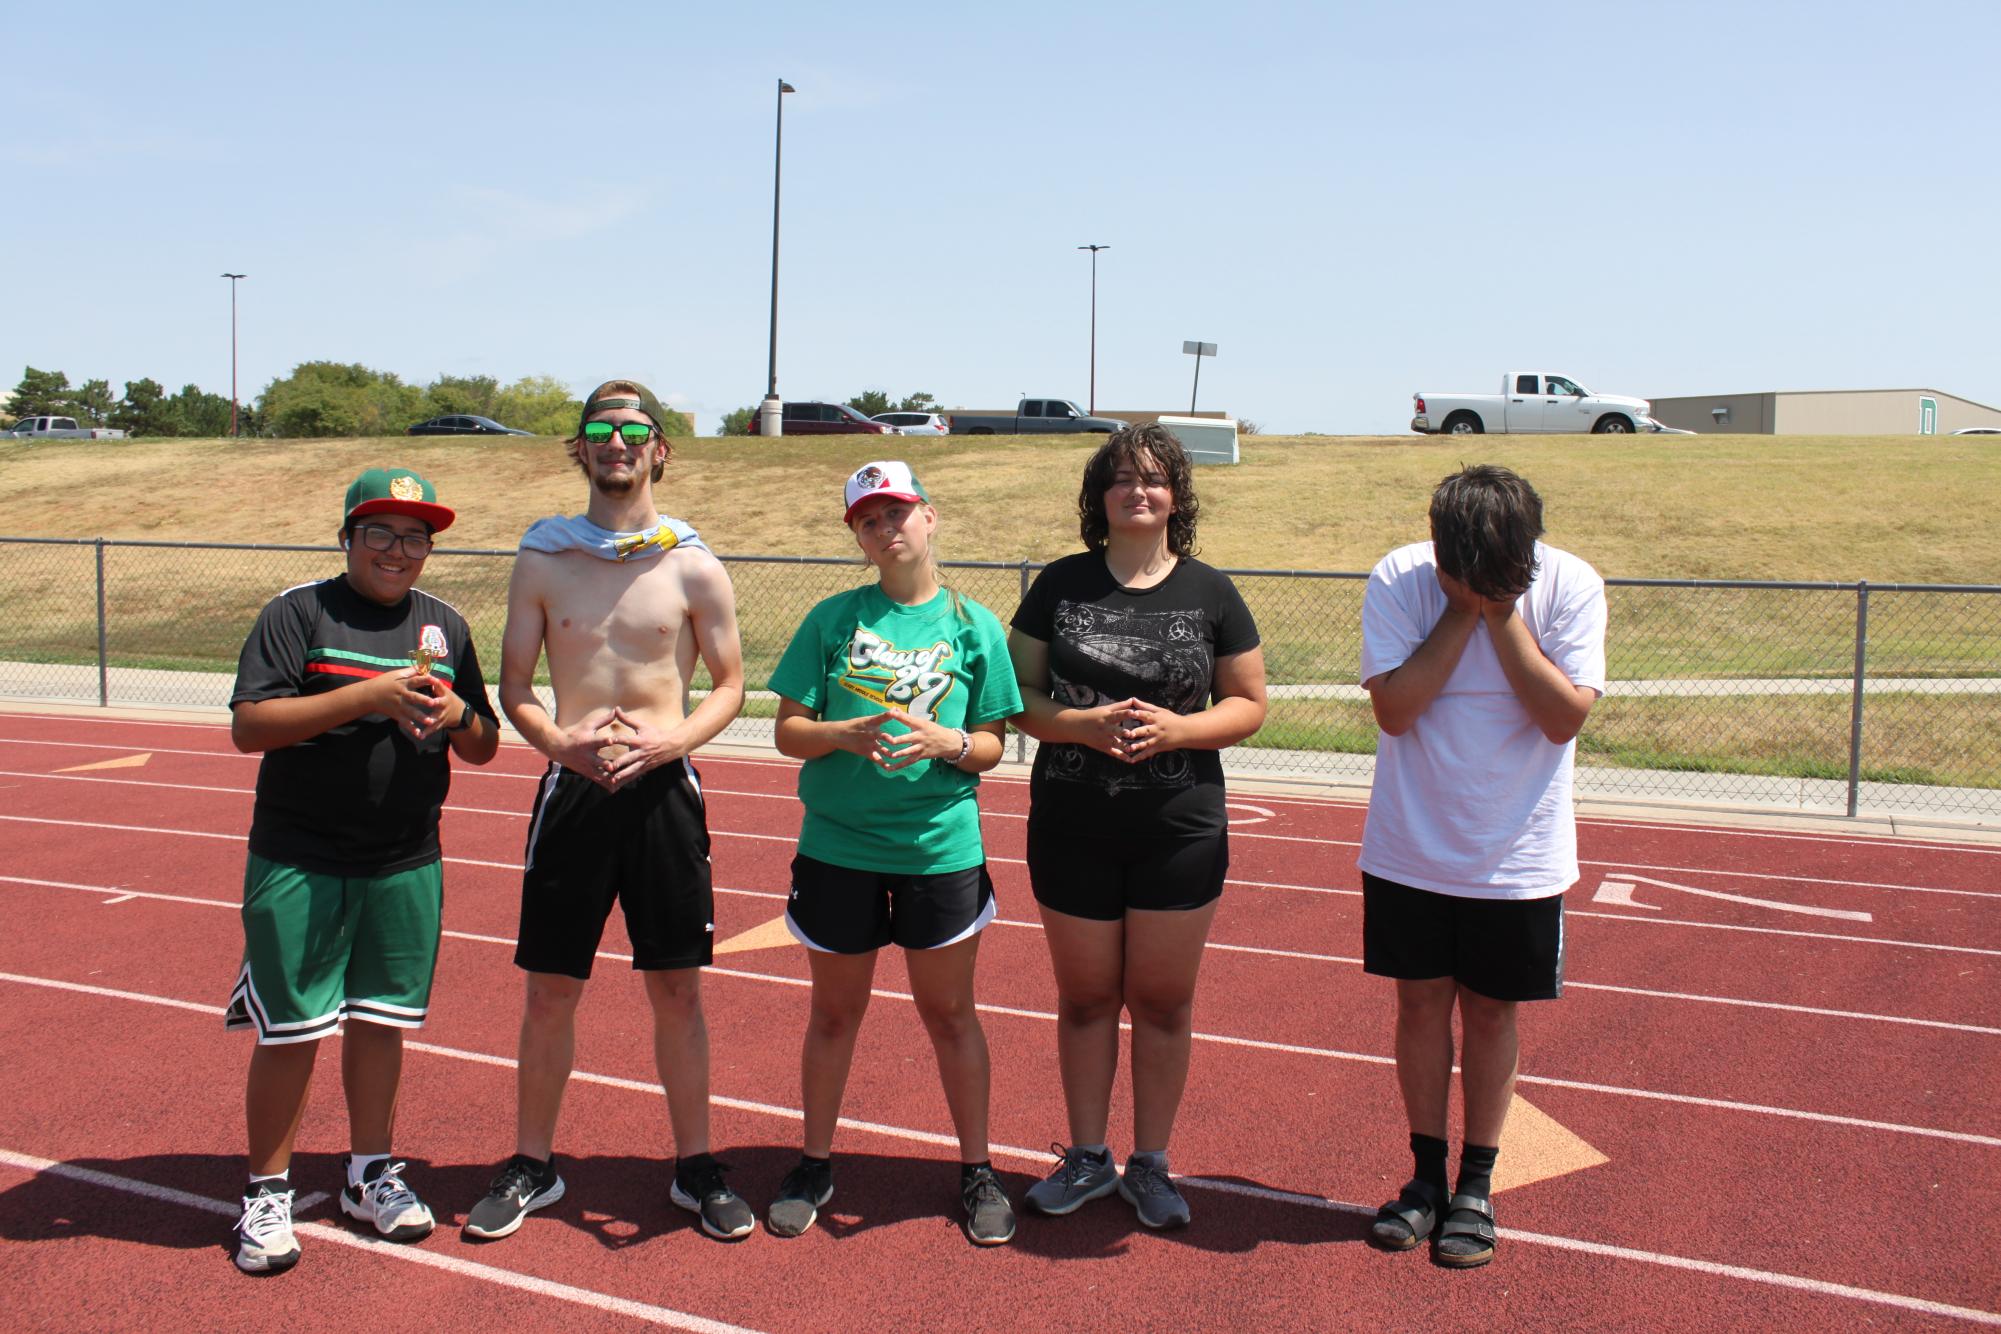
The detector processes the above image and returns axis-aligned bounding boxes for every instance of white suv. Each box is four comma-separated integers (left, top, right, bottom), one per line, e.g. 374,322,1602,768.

871,411,951,436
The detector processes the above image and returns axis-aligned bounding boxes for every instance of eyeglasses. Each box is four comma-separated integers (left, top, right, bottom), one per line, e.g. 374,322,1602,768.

352,524,434,558
581,421,657,446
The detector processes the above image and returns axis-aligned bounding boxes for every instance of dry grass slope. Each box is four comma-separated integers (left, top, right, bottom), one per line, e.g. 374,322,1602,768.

2,432,1995,581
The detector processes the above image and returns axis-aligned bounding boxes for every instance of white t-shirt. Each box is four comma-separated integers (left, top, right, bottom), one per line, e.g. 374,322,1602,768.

1357,541,1607,900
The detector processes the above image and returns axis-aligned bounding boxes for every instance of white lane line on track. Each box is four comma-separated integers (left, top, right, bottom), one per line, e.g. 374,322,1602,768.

14,812,1997,962
0,979,1994,1328
9,762,1995,902
11,873,1991,1039
13,722,2001,855
0,1148,764,1333
3,903,1997,1148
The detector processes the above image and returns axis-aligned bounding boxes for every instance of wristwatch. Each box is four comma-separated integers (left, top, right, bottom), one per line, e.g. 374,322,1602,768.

446,700,477,732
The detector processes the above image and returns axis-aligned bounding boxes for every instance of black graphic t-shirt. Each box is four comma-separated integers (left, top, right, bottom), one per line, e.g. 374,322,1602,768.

1012,552,1260,837
231,577,496,875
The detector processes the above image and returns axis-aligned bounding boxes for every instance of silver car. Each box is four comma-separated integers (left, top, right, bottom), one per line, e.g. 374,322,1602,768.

871,411,951,437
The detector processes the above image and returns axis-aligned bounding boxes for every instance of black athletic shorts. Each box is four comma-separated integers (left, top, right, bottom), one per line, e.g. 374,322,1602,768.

1025,822,1229,922
515,759,714,979
1361,872,1564,1002
786,854,995,955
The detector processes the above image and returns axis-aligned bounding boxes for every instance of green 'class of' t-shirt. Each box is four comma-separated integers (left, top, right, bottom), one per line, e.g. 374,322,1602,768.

768,583,1022,875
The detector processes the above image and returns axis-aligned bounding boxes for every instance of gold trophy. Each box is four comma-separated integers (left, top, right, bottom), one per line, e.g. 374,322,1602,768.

407,645,437,678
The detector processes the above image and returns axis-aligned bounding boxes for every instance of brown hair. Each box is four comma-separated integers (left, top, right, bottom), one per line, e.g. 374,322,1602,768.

1429,464,1545,600
568,379,670,482
1077,423,1200,556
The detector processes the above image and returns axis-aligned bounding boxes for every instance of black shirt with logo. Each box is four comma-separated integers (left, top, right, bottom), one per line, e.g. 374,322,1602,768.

1012,552,1260,838
231,576,495,875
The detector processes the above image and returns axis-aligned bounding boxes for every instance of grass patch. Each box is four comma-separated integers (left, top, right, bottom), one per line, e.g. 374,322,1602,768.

3,432,1997,582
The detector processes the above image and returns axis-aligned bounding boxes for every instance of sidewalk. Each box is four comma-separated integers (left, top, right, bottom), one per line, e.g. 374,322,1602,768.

2,661,1994,831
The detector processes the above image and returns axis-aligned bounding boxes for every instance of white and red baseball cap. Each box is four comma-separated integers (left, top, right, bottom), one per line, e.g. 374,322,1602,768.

842,460,931,524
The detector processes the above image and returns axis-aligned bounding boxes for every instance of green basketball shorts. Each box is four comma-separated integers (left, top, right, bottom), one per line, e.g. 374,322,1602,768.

223,853,444,1045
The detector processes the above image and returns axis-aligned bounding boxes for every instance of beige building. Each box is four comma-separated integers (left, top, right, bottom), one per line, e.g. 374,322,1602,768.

1648,387,2001,435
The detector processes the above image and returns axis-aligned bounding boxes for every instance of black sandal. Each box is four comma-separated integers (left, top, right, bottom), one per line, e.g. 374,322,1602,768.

1432,1192,1496,1268
1369,1178,1445,1251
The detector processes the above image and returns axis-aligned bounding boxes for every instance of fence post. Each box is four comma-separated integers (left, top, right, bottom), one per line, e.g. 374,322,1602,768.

95,538,109,708
1015,560,1032,764
1845,580,1869,817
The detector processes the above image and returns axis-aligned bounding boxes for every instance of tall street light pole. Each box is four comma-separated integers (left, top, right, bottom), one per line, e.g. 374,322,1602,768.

760,79,796,438
1077,244,1108,414
221,273,247,438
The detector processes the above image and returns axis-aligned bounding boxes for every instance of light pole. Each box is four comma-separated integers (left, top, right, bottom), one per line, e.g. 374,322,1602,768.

1077,245,1108,413
760,79,796,438
221,273,246,437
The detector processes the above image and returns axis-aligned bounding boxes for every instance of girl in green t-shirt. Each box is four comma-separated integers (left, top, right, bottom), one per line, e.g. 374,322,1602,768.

763,460,1023,1246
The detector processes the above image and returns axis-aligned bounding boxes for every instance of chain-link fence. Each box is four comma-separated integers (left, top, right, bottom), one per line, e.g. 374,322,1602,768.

2,537,1996,819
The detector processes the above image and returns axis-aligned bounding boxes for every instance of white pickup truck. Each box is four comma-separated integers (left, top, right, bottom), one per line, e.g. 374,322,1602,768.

1410,373,1650,436
5,416,128,441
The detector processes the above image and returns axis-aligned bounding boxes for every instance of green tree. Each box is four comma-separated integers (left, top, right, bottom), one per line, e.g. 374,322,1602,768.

112,378,185,437
895,392,937,413
846,389,892,418
492,375,583,436
11,367,75,419
166,384,239,436
259,362,428,438
74,379,115,426
716,404,758,436
426,374,501,419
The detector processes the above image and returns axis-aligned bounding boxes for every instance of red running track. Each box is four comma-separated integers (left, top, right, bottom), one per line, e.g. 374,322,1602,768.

0,707,1996,1331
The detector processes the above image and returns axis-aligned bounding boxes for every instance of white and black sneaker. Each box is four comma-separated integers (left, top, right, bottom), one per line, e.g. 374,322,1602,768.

463,1154,565,1240
234,1183,300,1274
339,1157,435,1242
671,1155,755,1240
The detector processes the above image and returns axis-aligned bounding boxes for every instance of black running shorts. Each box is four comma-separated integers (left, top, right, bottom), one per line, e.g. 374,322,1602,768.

786,854,995,955
515,759,714,979
1025,822,1229,922
1361,872,1565,1002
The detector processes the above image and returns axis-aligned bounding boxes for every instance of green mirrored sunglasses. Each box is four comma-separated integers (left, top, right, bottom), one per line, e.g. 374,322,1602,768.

581,421,657,446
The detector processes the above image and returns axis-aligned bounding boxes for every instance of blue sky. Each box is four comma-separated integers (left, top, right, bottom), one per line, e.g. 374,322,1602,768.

5,0,1996,434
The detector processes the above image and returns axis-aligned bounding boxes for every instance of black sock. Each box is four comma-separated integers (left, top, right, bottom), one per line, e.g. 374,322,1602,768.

675,1152,714,1181
1410,1133,1448,1195
801,1153,830,1167
1456,1143,1500,1201
960,1160,992,1185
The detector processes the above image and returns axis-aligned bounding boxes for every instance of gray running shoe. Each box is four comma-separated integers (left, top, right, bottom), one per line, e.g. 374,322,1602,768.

1023,1144,1119,1216
961,1165,1016,1246
671,1155,755,1241
463,1154,565,1240
234,1184,300,1274
1118,1155,1192,1229
766,1158,834,1238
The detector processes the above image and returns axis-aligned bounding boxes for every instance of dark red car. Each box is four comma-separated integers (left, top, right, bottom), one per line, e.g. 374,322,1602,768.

748,401,893,436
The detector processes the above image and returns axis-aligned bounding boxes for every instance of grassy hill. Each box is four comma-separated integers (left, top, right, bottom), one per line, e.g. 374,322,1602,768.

2,432,1994,581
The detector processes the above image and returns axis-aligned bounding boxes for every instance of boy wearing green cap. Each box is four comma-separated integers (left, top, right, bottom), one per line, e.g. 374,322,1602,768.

223,467,500,1274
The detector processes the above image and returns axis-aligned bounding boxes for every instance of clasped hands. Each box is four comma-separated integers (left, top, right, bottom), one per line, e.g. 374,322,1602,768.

831,707,962,772
559,706,681,791
375,666,463,743
1083,696,1184,765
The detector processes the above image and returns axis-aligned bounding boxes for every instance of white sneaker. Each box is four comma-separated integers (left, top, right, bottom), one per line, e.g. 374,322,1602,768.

235,1185,300,1274
339,1158,435,1242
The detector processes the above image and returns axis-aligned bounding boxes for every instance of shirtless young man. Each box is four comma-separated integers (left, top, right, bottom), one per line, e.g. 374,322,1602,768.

463,380,752,1243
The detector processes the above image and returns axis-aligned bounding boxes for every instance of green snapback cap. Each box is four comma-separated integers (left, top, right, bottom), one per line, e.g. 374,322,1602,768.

343,467,456,533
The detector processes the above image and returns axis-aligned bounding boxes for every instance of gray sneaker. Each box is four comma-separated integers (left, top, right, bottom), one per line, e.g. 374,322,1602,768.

1023,1144,1119,1216
961,1164,1016,1246
1118,1155,1191,1229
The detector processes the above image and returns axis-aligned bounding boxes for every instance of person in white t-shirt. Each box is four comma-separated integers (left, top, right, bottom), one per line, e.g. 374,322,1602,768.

1356,465,1607,1269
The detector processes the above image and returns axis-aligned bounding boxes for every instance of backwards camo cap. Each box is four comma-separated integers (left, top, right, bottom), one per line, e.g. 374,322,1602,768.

577,379,674,437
